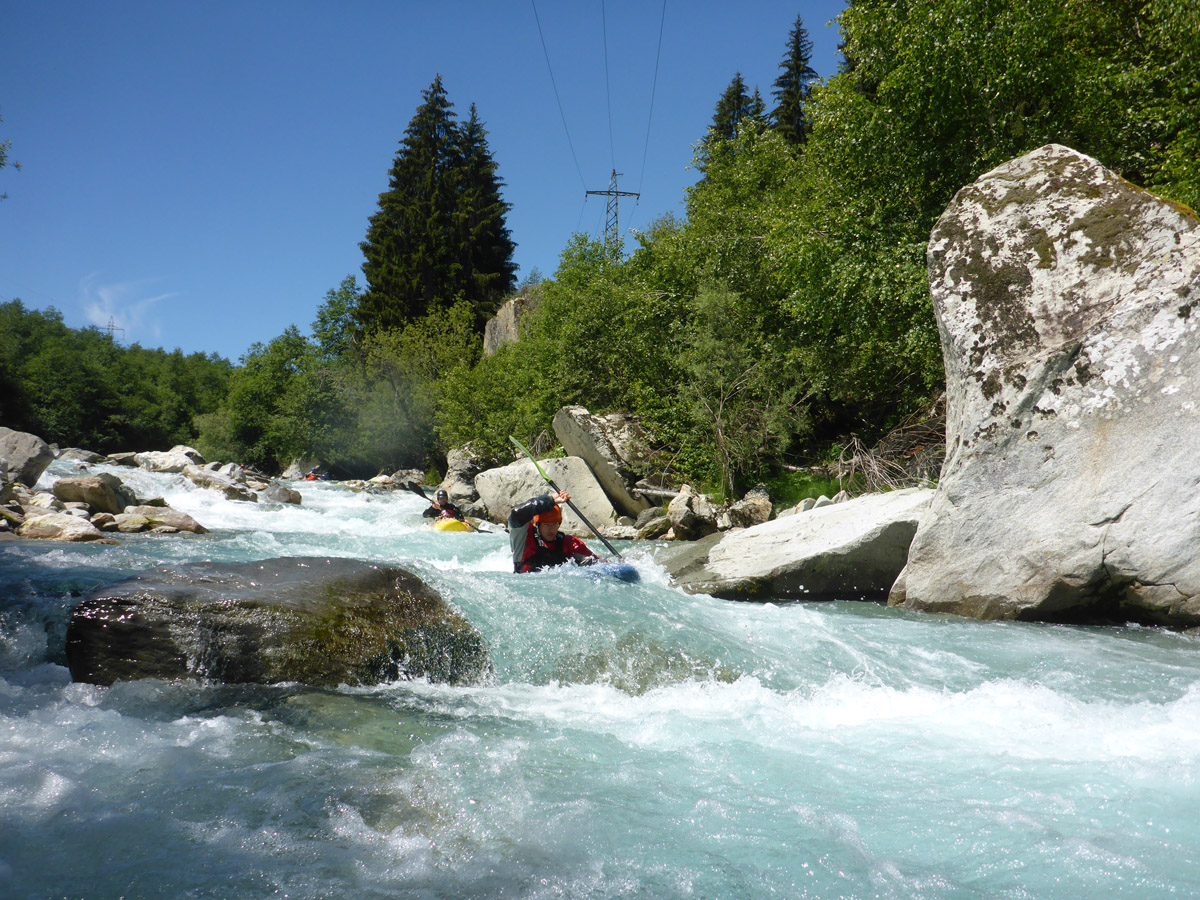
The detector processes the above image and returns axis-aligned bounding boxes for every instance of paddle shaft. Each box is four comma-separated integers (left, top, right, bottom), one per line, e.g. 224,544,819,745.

508,436,623,559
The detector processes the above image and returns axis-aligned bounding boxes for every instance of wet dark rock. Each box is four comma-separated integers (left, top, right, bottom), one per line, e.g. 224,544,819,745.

66,557,491,687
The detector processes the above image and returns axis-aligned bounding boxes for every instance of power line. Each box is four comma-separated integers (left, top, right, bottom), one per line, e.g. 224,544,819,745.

602,0,615,172
636,0,668,201
530,0,588,191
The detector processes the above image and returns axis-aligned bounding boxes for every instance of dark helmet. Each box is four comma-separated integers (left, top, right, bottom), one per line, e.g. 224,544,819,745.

435,489,449,503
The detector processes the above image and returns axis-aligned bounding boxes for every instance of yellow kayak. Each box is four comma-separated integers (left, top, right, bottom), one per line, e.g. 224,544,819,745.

431,518,472,532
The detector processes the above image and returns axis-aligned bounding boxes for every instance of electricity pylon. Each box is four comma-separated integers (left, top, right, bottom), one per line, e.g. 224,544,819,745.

586,169,639,248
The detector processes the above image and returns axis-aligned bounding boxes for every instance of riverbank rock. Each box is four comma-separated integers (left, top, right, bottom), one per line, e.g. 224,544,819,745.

891,144,1200,625
65,557,491,687
135,445,205,473
114,505,208,534
721,485,773,530
475,456,619,536
483,282,543,355
51,473,134,514
663,487,934,600
0,427,54,487
666,485,720,540
58,448,107,464
282,459,319,480
552,406,654,518
261,482,302,504
438,445,488,517
183,464,258,502
18,511,108,542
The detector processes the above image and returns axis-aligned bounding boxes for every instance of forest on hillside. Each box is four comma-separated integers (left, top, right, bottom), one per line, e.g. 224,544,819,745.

4,0,1197,498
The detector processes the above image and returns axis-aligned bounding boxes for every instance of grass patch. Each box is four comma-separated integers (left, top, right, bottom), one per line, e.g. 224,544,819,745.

763,471,848,508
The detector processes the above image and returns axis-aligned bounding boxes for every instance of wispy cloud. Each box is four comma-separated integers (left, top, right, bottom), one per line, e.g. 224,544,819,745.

79,273,178,344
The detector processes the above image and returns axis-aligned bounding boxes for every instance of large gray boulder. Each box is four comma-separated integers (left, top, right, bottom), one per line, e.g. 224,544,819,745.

891,144,1200,624
59,448,107,464
51,473,133,514
0,427,54,487
135,445,205,473
665,488,933,600
114,505,208,534
260,482,302,504
552,406,654,518
18,511,108,542
475,456,618,536
183,464,258,502
483,283,543,355
65,557,491,687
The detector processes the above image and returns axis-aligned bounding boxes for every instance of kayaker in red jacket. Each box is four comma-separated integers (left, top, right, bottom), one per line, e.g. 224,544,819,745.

508,489,599,572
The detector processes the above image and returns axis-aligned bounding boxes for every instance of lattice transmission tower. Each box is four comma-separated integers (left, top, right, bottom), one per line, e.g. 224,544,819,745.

586,169,640,248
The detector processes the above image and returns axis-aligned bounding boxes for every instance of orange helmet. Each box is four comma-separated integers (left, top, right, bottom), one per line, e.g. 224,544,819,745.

533,504,562,525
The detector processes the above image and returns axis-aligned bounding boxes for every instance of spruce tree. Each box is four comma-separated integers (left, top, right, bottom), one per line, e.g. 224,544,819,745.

358,77,515,335
710,73,752,142
700,74,767,172
772,15,819,146
457,105,517,328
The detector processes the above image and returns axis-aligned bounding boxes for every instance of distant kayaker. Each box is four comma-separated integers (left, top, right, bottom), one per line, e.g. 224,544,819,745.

508,489,599,572
423,488,466,521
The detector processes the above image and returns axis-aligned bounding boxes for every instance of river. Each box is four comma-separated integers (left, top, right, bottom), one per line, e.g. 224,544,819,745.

2,459,1199,899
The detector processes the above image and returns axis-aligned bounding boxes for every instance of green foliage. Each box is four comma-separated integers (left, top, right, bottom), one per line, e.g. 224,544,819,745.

358,76,515,335
350,300,481,469
312,275,361,363
0,299,232,452
436,235,687,462
679,285,807,498
763,471,844,508
1141,0,1200,210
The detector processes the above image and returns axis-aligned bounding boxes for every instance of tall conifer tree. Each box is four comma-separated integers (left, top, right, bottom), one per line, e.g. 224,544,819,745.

700,74,767,173
711,73,756,142
772,15,819,145
457,104,517,328
358,77,515,334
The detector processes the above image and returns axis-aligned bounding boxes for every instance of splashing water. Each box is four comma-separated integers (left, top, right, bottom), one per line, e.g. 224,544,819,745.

3,460,1200,899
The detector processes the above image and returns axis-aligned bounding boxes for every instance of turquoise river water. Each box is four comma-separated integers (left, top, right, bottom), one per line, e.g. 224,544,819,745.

3,459,1200,899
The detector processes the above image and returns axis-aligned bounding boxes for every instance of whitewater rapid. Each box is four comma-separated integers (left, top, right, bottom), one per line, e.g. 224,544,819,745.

2,459,1199,899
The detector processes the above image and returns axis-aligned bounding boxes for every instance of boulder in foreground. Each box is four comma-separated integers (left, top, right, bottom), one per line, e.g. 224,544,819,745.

66,557,491,687
892,144,1200,624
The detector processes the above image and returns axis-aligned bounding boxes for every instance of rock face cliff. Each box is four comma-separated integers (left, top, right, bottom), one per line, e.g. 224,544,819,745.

891,144,1200,624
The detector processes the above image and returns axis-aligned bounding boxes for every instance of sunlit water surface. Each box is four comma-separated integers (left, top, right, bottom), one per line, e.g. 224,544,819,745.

3,460,1200,899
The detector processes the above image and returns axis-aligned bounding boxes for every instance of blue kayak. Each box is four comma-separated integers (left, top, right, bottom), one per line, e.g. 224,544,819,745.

582,561,641,583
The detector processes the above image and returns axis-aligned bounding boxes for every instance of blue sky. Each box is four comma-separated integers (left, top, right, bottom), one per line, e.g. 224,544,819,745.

0,1,846,362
